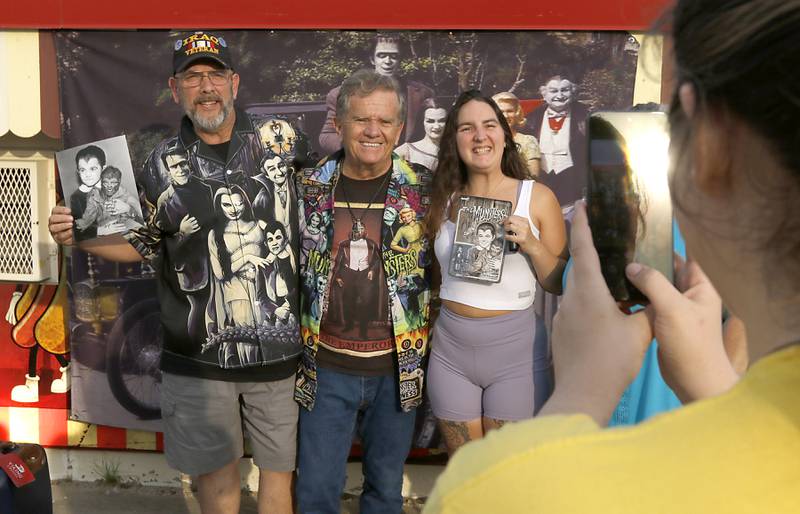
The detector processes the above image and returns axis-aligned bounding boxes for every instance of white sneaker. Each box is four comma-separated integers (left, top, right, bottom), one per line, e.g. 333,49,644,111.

50,364,71,394
11,375,40,403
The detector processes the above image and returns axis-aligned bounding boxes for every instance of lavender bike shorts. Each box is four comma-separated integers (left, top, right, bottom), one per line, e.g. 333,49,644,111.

427,304,537,422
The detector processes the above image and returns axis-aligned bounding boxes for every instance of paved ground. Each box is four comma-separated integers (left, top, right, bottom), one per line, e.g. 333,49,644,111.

51,480,426,513
53,480,209,514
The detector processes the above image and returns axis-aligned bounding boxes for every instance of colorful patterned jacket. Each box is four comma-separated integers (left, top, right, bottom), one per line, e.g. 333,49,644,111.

295,151,433,411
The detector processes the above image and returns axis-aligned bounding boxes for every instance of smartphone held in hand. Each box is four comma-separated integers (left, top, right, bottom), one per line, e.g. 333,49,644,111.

587,111,674,304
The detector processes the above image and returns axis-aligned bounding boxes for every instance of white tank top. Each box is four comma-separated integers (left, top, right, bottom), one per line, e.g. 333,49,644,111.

435,180,540,310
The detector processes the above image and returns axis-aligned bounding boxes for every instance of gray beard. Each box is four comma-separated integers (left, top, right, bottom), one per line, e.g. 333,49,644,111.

188,104,230,132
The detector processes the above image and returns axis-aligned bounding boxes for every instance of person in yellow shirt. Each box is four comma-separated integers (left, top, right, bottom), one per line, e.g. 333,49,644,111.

425,0,800,512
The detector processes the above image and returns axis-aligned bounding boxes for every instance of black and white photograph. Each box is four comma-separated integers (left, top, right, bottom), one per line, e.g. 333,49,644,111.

449,195,513,283
55,135,144,242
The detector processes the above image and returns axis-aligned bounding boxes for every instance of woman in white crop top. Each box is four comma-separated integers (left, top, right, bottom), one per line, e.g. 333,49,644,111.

424,90,567,455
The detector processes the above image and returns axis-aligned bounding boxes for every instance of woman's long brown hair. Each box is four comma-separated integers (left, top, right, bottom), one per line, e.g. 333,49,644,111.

424,90,529,241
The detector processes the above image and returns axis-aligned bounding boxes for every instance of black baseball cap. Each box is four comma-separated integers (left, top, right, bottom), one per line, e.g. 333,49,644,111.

173,31,234,74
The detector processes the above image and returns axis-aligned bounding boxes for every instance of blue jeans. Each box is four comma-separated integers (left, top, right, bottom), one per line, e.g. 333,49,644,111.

297,366,417,514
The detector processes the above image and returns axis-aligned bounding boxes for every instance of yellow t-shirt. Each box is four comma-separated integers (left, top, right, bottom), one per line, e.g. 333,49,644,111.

425,346,800,514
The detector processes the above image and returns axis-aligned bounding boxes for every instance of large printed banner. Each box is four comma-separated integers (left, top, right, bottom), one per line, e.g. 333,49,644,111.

47,29,639,449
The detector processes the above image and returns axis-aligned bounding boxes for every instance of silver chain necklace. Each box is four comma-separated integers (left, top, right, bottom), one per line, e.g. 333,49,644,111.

339,170,392,236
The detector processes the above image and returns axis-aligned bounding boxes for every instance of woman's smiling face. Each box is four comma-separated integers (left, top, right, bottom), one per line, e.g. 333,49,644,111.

456,100,505,175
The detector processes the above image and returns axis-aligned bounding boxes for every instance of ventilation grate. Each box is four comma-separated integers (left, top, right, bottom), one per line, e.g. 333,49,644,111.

0,158,57,282
0,166,35,275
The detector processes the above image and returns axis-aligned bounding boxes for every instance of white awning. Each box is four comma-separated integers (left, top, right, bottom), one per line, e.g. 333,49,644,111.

0,30,60,147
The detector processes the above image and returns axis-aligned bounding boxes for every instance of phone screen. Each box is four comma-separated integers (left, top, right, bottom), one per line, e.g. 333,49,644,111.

587,111,673,304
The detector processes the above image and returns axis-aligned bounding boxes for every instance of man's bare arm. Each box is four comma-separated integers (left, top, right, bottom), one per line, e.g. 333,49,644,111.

49,205,144,263
79,235,145,262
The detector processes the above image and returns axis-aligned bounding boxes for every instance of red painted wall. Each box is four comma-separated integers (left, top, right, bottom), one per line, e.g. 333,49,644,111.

4,0,672,30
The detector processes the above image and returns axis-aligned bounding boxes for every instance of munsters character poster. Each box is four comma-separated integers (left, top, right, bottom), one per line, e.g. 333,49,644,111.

54,30,639,445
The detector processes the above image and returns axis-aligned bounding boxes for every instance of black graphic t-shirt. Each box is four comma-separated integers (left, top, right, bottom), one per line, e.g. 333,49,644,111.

317,170,394,376
206,141,230,163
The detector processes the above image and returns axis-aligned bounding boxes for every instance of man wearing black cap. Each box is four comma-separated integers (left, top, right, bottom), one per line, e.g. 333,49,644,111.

48,31,303,514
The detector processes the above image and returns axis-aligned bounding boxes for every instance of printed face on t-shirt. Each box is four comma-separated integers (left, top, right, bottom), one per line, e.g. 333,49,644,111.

165,153,191,186
220,193,245,220
400,209,415,225
267,228,286,255
351,225,367,241
263,156,288,186
384,206,398,225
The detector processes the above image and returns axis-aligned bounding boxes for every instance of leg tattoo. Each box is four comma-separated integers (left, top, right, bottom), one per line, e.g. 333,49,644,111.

483,417,510,434
438,419,479,455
